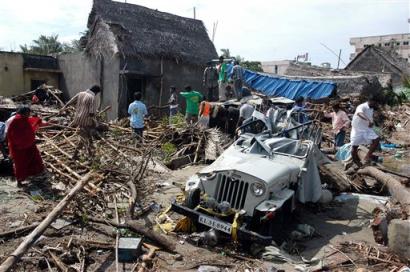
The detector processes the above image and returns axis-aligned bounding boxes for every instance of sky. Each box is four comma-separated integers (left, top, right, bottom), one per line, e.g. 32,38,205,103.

0,0,409,68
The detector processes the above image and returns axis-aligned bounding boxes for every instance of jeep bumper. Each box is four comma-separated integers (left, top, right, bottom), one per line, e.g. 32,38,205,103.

171,202,273,245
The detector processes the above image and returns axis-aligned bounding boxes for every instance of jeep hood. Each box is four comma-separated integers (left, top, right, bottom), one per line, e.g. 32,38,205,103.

199,145,302,183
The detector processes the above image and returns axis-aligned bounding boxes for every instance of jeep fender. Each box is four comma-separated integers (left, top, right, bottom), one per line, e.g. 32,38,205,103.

254,188,295,213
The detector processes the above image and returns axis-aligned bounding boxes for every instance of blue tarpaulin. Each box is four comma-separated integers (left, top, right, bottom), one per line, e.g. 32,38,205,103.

227,64,336,100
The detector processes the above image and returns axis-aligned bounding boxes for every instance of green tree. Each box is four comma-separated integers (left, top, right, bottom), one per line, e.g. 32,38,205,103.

19,44,30,53
62,39,83,53
19,34,85,55
220,49,263,72
242,61,263,72
20,35,63,55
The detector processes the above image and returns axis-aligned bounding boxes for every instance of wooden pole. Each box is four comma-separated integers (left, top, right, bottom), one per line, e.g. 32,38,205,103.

0,172,94,272
337,49,342,69
88,217,176,252
159,57,164,107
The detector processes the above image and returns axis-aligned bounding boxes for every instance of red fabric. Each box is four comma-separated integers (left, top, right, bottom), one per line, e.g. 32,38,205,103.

8,114,44,181
28,116,47,132
32,95,40,104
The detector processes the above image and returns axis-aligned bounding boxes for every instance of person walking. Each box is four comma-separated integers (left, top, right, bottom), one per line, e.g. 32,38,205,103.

324,103,350,149
232,60,244,100
350,97,380,167
198,98,212,129
217,56,228,101
168,86,179,125
180,85,203,124
128,92,148,141
203,62,218,101
7,105,45,186
61,85,101,159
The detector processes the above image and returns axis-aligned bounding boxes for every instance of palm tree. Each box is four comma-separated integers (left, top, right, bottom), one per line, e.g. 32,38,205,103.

20,35,64,55
31,35,63,55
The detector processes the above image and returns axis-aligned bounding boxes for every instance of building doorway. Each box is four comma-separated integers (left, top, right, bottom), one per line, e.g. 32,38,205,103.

127,76,146,106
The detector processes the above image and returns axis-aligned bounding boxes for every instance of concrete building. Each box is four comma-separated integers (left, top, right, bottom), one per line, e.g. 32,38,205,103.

261,60,293,75
350,33,410,62
59,0,217,120
262,58,392,97
0,52,61,96
262,60,331,76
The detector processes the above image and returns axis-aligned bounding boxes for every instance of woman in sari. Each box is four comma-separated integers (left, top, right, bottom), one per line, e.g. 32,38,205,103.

7,105,44,185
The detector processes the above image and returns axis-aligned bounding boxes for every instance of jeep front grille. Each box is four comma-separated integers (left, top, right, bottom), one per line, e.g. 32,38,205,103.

215,174,249,210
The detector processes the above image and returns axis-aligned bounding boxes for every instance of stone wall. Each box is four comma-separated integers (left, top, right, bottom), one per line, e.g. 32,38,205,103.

0,52,25,96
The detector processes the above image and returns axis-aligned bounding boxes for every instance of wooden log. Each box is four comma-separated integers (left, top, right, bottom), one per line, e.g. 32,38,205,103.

46,89,65,107
87,217,176,253
127,180,138,219
319,163,352,191
0,223,40,240
114,197,120,272
49,250,69,272
0,172,94,272
358,167,410,214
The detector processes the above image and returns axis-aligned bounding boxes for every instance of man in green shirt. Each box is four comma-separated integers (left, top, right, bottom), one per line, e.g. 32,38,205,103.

217,56,228,101
180,85,203,124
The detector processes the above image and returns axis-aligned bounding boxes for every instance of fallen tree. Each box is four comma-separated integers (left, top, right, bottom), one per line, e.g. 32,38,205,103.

358,166,410,215
87,217,176,253
0,173,94,272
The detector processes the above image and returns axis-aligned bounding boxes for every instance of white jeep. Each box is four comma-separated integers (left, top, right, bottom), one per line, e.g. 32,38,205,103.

171,109,325,244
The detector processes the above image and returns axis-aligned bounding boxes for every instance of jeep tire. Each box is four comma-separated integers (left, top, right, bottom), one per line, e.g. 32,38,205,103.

185,188,201,209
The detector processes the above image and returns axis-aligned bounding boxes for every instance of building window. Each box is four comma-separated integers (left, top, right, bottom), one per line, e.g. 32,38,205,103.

384,43,390,46
378,43,382,47
404,41,409,45
274,65,278,74
396,42,400,46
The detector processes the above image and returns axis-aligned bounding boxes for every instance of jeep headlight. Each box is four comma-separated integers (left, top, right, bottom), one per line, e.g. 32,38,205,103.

251,182,266,196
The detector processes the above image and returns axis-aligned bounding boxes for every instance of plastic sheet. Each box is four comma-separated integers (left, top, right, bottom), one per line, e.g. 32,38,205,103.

227,64,336,100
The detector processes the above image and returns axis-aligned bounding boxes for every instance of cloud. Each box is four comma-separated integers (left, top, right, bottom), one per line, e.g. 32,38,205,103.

0,0,408,67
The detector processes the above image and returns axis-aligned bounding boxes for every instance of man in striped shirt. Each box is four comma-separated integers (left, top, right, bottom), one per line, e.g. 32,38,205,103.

61,85,101,159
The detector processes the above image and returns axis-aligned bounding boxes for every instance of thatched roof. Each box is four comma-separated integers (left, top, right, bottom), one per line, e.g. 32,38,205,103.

346,45,410,74
86,0,217,65
23,54,59,70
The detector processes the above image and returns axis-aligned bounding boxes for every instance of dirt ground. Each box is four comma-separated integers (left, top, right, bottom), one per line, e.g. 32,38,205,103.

0,165,381,271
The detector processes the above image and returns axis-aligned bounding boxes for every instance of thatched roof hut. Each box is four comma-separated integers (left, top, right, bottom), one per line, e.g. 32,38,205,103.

59,0,217,120
86,0,217,65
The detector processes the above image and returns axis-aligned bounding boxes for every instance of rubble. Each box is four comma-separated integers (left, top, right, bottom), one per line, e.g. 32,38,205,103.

1,91,410,271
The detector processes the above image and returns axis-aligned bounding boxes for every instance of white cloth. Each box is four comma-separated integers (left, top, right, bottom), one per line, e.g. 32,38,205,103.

198,116,210,129
218,81,227,101
351,102,373,133
239,103,254,119
351,129,379,146
5,115,15,135
351,102,378,146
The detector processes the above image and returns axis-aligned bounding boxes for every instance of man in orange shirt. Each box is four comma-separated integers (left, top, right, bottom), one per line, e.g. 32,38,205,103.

198,98,212,129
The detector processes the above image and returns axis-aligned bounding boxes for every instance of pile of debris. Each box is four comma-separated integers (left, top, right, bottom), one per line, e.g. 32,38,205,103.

0,98,235,271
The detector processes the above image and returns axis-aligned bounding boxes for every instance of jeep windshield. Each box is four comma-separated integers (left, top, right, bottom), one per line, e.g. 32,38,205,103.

235,134,310,159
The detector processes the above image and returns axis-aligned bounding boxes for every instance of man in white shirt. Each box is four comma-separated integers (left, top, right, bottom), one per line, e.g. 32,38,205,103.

237,102,255,128
350,97,380,167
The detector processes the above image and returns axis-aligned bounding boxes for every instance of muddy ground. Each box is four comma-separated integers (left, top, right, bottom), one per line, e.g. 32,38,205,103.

0,164,381,271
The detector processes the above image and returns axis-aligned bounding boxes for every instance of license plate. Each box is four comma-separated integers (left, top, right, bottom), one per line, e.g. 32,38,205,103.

198,215,232,234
